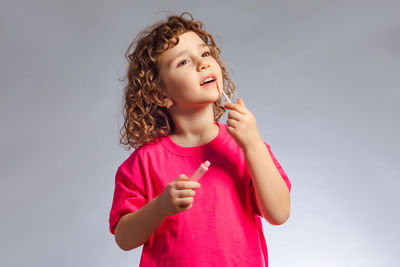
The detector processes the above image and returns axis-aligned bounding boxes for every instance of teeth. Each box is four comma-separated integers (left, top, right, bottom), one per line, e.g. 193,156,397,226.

201,77,214,85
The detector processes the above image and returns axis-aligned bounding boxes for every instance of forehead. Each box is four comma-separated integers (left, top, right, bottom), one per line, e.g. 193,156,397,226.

158,31,207,67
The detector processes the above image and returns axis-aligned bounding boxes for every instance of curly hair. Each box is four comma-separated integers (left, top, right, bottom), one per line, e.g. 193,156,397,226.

118,12,236,151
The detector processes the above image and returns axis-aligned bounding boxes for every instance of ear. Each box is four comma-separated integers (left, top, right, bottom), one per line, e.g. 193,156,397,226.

161,97,174,109
155,84,173,108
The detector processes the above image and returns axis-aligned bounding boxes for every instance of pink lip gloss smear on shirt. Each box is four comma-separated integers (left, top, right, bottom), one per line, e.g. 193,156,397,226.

190,161,211,181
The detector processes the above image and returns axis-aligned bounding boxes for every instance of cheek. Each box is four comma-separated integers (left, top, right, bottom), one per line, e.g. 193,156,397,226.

165,75,194,97
216,67,223,82
171,72,194,88
213,60,223,78
168,80,186,94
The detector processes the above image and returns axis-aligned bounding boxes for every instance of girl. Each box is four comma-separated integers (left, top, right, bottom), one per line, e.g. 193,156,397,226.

109,12,291,267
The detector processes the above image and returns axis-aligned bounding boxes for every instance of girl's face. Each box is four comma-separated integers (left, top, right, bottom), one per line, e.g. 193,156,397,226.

157,31,223,111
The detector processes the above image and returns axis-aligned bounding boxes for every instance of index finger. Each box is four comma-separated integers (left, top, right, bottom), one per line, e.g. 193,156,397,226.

176,180,201,190
224,102,246,115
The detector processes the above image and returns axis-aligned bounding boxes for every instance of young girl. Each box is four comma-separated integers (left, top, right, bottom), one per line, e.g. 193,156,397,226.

109,12,291,267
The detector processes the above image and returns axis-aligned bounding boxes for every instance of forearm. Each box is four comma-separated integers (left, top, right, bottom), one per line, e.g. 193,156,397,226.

243,139,290,225
114,196,166,251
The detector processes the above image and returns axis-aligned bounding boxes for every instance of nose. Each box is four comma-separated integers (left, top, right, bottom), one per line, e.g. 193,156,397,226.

197,59,210,72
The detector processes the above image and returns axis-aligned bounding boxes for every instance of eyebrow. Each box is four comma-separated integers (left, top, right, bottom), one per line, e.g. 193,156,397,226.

168,43,209,66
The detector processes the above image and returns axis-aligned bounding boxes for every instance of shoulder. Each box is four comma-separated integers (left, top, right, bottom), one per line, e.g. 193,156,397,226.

119,136,167,170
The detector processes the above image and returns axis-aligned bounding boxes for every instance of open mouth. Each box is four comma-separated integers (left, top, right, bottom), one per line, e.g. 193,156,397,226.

200,76,216,86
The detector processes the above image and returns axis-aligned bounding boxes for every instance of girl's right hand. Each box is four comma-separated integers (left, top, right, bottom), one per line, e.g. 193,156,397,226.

156,174,201,217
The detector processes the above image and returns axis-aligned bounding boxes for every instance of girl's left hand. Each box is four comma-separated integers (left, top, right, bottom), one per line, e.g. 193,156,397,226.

223,98,263,150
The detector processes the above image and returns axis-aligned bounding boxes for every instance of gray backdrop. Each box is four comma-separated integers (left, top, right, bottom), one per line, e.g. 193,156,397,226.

1,0,399,266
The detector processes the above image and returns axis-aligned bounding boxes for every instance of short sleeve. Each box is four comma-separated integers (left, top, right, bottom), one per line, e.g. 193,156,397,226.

108,158,148,235
250,141,291,217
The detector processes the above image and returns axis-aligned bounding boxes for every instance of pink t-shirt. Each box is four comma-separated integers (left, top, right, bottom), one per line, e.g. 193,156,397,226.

109,121,291,267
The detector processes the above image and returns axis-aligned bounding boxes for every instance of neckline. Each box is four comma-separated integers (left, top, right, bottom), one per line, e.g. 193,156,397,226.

161,121,226,157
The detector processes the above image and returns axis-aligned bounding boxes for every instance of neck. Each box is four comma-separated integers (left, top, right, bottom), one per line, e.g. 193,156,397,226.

168,104,218,145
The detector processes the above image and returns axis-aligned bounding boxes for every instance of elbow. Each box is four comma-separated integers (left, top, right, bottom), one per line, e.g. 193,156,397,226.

273,197,291,225
115,238,129,251
276,212,290,225
115,234,139,251
263,207,290,226
115,237,128,251
115,231,130,251
267,213,290,226
114,223,139,251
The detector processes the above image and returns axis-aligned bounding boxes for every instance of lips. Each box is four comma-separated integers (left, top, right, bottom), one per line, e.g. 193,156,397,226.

200,74,217,86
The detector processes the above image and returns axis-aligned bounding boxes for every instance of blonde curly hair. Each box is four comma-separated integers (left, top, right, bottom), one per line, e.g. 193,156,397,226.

119,12,236,150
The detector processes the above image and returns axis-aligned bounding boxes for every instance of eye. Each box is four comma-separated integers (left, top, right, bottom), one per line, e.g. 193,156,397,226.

177,59,189,67
202,51,211,57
